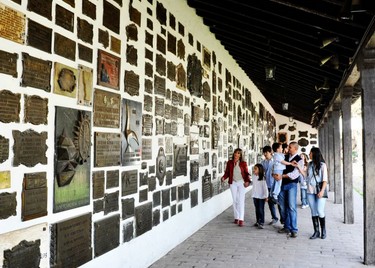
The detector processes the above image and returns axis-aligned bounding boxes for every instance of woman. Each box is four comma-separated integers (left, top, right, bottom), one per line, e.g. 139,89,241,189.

302,147,328,239
221,148,251,227
299,153,309,209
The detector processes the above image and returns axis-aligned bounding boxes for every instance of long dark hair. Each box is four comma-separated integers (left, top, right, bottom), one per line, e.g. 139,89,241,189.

233,148,243,162
310,147,325,174
255,163,264,181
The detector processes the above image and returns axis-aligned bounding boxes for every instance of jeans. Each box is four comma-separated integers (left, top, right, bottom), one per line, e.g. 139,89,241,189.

253,198,266,225
300,187,308,206
267,187,278,221
278,182,298,232
307,193,326,217
230,181,246,220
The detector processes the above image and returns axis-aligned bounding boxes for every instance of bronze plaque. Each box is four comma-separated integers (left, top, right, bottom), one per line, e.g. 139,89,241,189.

98,29,109,48
0,135,9,164
24,95,48,125
155,97,164,117
94,214,120,257
21,53,52,92
145,79,153,94
27,19,51,52
156,2,166,25
78,18,93,44
145,31,153,47
164,104,171,120
177,39,185,60
51,213,92,268
144,94,153,112
0,3,25,44
202,170,212,202
123,221,134,242
3,240,41,268
122,198,134,219
106,170,119,189
94,132,121,167
161,189,170,208
82,0,96,19
156,54,166,76
125,70,140,96
153,191,160,207
78,65,93,106
145,62,153,77
53,62,77,97
104,191,119,215
142,138,152,160
103,1,120,34
0,90,20,123
93,199,103,213
13,130,47,167
111,36,121,54
78,44,93,63
145,48,152,60
142,114,153,136
54,33,76,61
203,81,211,102
168,33,176,55
55,5,74,32
147,18,153,30
135,202,152,237
157,35,166,54
129,5,141,26
155,118,164,135
22,172,47,221
121,170,137,196
0,192,17,219
93,171,105,199
154,75,166,96
93,89,120,128
126,24,138,41
173,144,188,178
28,0,52,19
167,61,176,82
98,50,120,90
190,161,199,182
139,189,148,203
62,0,75,7
156,147,166,184
187,54,202,96
0,50,18,77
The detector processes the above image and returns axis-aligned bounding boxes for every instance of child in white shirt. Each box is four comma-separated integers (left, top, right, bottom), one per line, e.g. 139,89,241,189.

252,163,269,228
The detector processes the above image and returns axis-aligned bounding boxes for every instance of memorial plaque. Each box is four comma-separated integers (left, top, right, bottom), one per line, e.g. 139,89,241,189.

142,114,153,136
126,24,138,41
0,192,16,219
126,45,137,66
123,222,134,243
187,54,202,97
122,170,138,196
156,147,166,185
94,214,120,257
111,36,121,54
0,171,11,189
163,209,169,221
167,33,176,55
122,198,135,220
94,132,121,167
98,29,109,48
139,172,148,186
0,3,25,44
82,0,96,19
28,0,52,19
0,90,20,123
203,46,211,70
173,144,188,178
77,65,93,106
13,130,47,167
3,240,41,268
157,35,166,54
145,62,153,77
93,199,103,213
21,53,51,91
0,50,18,77
104,191,119,215
54,33,76,61
310,133,317,139
153,191,160,207
22,172,47,221
154,75,166,96
161,189,170,208
93,171,105,199
147,18,153,30
78,18,93,44
203,82,211,102
24,95,48,125
62,0,75,7
141,138,152,160
103,1,120,34
156,54,166,76
145,31,153,47
190,161,199,182
139,189,148,203
106,170,119,189
135,202,152,237
202,170,212,202
55,5,74,32
93,89,120,128
164,104,171,120
53,62,77,97
298,138,309,147
98,50,120,90
125,70,140,96
156,2,166,25
190,189,198,208
299,131,308,138
144,94,153,112
145,48,153,60
153,209,160,226
129,5,141,26
177,39,185,60
155,118,164,135
176,63,186,90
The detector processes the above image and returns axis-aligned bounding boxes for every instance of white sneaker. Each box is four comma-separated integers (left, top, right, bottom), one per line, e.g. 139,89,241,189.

301,205,309,209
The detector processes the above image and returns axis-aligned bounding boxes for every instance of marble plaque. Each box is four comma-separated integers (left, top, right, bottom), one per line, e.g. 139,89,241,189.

22,172,47,221
142,139,152,160
97,50,120,90
106,170,119,189
0,4,25,44
135,202,152,237
121,170,138,196
122,198,135,220
0,50,18,77
21,53,52,91
104,191,119,215
55,5,74,32
78,18,93,44
93,171,105,199
54,33,76,61
0,90,20,123
126,24,138,41
82,0,96,19
94,132,121,167
93,89,120,128
53,62,77,97
24,95,48,125
94,214,120,257
77,65,93,106
103,1,120,34
126,45,137,66
173,144,188,178
0,171,11,189
13,130,47,167
0,192,17,219
125,70,140,96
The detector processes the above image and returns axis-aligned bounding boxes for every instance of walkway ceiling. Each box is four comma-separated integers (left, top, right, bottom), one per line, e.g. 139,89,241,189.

187,0,375,127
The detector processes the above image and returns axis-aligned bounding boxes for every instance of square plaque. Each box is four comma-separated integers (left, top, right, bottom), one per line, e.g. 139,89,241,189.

0,50,18,77
21,53,52,92
53,62,78,98
93,89,120,128
0,4,25,44
24,95,48,125
0,171,11,189
0,192,17,219
54,33,76,61
135,202,152,237
94,214,120,257
94,132,121,167
121,170,138,196
97,50,120,90
13,130,47,167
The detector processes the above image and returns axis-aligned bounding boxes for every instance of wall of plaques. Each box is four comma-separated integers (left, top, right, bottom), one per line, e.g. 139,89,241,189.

0,0,285,267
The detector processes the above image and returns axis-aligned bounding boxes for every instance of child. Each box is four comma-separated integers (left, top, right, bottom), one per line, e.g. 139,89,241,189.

252,163,269,229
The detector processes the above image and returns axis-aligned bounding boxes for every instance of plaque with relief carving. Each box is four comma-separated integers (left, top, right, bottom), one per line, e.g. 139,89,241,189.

97,50,120,90
54,62,77,98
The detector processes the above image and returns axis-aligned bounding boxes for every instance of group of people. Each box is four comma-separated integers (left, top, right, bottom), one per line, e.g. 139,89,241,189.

221,142,328,239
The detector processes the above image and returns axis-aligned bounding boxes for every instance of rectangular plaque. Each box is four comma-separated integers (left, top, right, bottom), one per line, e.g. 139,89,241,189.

27,19,52,53
104,191,119,215
0,3,25,44
28,0,52,19
4,239,41,268
77,65,93,106
53,62,77,98
78,44,93,63
125,70,140,96
54,33,76,61
24,95,48,125
94,132,121,167
0,171,11,189
144,94,153,112
154,75,166,96
94,214,120,257
121,170,138,196
142,114,153,136
0,192,17,219
13,130,47,167
0,90,20,123
111,36,121,54
135,202,152,237
97,50,120,90
55,5,74,32
78,18,93,44
103,1,120,34
142,138,152,160
51,213,92,268
155,97,164,117
173,144,188,178
21,53,52,92
155,118,164,135
83,0,96,20
122,198,135,219
93,89,120,128
93,171,105,199
22,172,47,221
0,50,18,77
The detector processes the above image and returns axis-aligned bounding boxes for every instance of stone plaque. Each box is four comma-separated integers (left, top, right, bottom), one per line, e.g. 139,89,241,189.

0,171,11,189
126,45,137,66
0,4,25,44
51,213,92,268
103,0,120,34
0,50,18,77
98,50,120,90
93,89,120,128
82,0,96,20
122,170,138,196
98,29,109,48
21,53,52,92
122,198,135,219
13,130,47,167
111,36,121,54
104,191,119,215
24,95,48,125
0,90,20,123
54,33,76,61
78,44,93,63
0,192,17,219
173,144,188,178
22,172,47,221
135,202,152,237
55,5,74,32
106,170,119,189
142,138,152,160
126,24,138,41
53,62,77,97
77,65,93,106
93,171,105,199
142,114,153,136
3,240,41,268
94,215,120,257
94,132,121,167
125,70,140,96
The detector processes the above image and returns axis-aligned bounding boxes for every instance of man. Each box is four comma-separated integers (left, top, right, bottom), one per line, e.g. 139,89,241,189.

273,142,303,238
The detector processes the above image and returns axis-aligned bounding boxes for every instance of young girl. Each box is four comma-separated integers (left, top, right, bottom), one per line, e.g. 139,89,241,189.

252,163,269,229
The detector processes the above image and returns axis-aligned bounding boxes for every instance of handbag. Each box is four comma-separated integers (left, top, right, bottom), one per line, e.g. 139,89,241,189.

312,169,328,198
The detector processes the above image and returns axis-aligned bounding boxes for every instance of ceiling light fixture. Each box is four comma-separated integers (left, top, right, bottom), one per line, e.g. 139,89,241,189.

320,36,339,49
265,65,276,80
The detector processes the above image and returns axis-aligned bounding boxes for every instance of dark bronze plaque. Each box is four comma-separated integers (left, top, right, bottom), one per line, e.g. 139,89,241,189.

0,90,20,123
177,39,185,59
167,61,176,81
98,50,120,90
21,53,52,91
156,147,166,185
103,1,120,34
299,131,308,137
0,192,17,219
27,19,52,53
111,36,121,54
93,89,120,128
212,119,219,149
135,202,152,237
156,2,166,25
190,161,199,182
145,62,153,77
55,5,74,32
93,171,105,199
13,130,47,167
94,214,120,257
3,240,41,268
155,97,164,117
157,35,166,54
191,189,198,208
203,81,211,102
164,104,171,120
122,198,134,219
178,22,185,36
78,18,93,44
139,189,148,202
144,94,153,112
125,70,140,96
24,95,48,125
154,75,166,96
0,135,9,164
147,18,153,30
176,63,186,89
298,138,309,147
203,46,211,70
145,31,153,47
121,170,138,196
126,24,138,41
202,170,212,202
145,79,153,94
78,44,93,63
106,170,119,189
161,189,170,208
54,33,76,61
51,213,92,268
28,0,52,20
123,221,134,242
153,191,160,207
94,132,121,167
139,172,148,186
142,114,153,136
0,50,18,77
62,0,75,7
145,49,153,61
98,29,109,48
156,54,166,76
187,54,202,97
22,172,47,221
153,209,160,226
82,0,96,19
142,138,152,160
167,33,176,55
126,45,137,66
93,199,103,213
0,3,25,44
173,144,188,178
104,191,119,215
129,5,141,26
